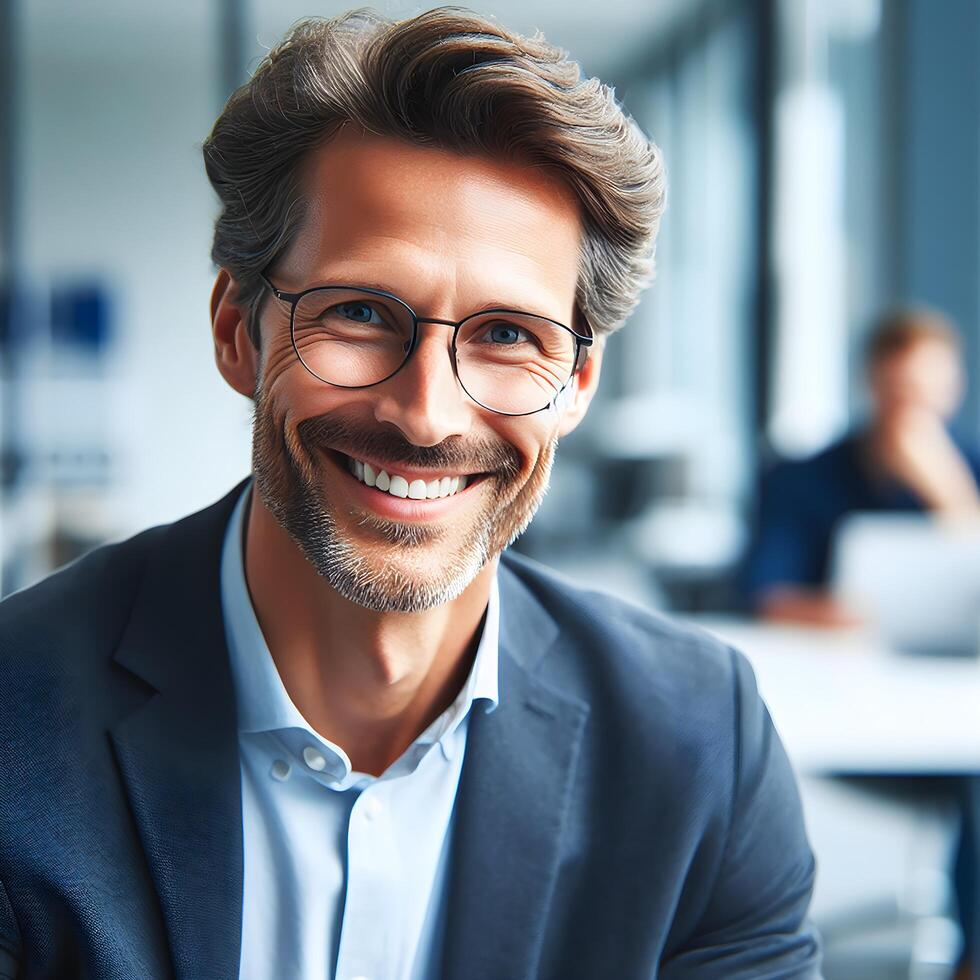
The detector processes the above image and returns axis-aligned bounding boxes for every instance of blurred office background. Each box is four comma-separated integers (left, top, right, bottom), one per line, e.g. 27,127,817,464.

3,0,980,976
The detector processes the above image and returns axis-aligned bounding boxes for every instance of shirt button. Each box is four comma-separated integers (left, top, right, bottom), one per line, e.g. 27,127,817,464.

363,796,383,820
302,746,327,771
269,759,291,781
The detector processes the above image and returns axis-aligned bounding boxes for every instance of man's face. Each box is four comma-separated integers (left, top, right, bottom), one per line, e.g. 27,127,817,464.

243,129,597,612
869,337,964,422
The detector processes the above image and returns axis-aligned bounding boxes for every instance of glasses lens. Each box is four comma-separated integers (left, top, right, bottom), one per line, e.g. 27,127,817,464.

455,313,578,414
292,288,414,387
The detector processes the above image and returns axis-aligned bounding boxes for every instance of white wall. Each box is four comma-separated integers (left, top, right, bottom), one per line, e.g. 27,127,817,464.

18,1,252,537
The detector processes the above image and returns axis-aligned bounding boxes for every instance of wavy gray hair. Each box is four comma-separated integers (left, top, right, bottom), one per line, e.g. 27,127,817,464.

203,6,666,346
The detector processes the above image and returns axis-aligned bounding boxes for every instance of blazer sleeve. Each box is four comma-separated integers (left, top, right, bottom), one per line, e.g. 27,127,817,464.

660,649,823,979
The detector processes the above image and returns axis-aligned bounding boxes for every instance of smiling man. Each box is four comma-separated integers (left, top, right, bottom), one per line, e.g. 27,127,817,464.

0,8,821,980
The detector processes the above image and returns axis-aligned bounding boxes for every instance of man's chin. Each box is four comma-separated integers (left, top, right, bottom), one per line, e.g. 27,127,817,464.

351,511,446,549
321,550,491,613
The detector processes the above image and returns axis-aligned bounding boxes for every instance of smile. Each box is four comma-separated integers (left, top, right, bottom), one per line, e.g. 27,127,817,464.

344,456,478,500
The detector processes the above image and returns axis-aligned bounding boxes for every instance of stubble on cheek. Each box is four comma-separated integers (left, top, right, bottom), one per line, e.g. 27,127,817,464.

249,378,319,541
488,434,558,554
281,411,320,487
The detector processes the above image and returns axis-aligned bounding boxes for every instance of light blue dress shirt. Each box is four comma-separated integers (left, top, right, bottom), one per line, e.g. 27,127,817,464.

220,480,499,980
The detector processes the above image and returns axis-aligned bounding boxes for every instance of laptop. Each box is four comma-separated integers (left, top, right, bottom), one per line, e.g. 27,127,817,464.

830,513,980,658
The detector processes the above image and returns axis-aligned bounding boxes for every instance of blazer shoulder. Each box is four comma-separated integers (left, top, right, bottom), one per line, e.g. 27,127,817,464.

0,524,165,668
500,547,742,704
0,478,247,669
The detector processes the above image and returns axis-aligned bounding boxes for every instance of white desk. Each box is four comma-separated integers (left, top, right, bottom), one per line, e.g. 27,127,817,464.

692,617,980,775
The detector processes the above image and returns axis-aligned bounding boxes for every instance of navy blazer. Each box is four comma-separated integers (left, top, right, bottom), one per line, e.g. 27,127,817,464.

0,478,821,979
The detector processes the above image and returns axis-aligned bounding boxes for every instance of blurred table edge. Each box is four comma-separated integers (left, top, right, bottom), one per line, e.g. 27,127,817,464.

689,615,980,776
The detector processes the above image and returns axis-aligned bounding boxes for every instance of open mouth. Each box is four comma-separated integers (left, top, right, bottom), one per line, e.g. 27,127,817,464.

326,449,490,502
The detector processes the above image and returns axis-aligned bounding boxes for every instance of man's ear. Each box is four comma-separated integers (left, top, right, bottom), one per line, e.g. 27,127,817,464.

211,269,259,399
556,335,604,438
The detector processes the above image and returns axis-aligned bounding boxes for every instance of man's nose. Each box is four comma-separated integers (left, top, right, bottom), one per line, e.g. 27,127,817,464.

371,326,473,446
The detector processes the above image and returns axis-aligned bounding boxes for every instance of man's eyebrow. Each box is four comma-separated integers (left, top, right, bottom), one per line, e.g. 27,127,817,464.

326,278,560,318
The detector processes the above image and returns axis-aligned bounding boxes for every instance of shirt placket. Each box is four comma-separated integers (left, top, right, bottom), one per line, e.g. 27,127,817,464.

334,781,402,980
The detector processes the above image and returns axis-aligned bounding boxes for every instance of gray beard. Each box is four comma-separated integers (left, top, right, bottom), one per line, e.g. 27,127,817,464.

249,383,556,613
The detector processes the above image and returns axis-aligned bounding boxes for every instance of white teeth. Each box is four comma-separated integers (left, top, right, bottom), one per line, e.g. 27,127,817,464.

344,454,474,500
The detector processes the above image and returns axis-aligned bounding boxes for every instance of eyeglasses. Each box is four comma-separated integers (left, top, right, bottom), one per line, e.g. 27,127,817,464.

259,273,594,417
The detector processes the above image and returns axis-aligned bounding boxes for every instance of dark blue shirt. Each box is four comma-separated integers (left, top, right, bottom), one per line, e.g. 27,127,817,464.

740,429,980,607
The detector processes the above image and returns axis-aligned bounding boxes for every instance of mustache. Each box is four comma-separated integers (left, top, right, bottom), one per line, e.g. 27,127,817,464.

297,414,523,477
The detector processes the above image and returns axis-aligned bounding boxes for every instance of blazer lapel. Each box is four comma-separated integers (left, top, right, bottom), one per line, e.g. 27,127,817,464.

109,480,249,980
440,557,590,980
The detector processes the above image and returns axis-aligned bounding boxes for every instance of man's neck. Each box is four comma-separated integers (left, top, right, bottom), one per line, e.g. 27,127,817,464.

242,489,497,776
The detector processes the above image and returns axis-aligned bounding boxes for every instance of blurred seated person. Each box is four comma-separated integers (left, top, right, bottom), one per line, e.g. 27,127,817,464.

742,305,980,626
743,306,980,978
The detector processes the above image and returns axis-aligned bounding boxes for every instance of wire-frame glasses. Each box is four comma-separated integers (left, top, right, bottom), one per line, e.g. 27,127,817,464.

260,273,594,417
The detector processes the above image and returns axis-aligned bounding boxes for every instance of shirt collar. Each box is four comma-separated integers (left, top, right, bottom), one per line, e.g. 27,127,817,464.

415,570,500,753
220,478,500,763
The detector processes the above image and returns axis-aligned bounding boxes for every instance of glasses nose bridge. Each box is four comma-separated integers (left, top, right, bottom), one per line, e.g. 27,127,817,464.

415,315,459,329
403,315,462,385
405,314,462,366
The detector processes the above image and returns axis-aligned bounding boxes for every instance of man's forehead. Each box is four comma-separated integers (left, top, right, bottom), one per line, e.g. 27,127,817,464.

304,127,580,220
286,128,583,302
